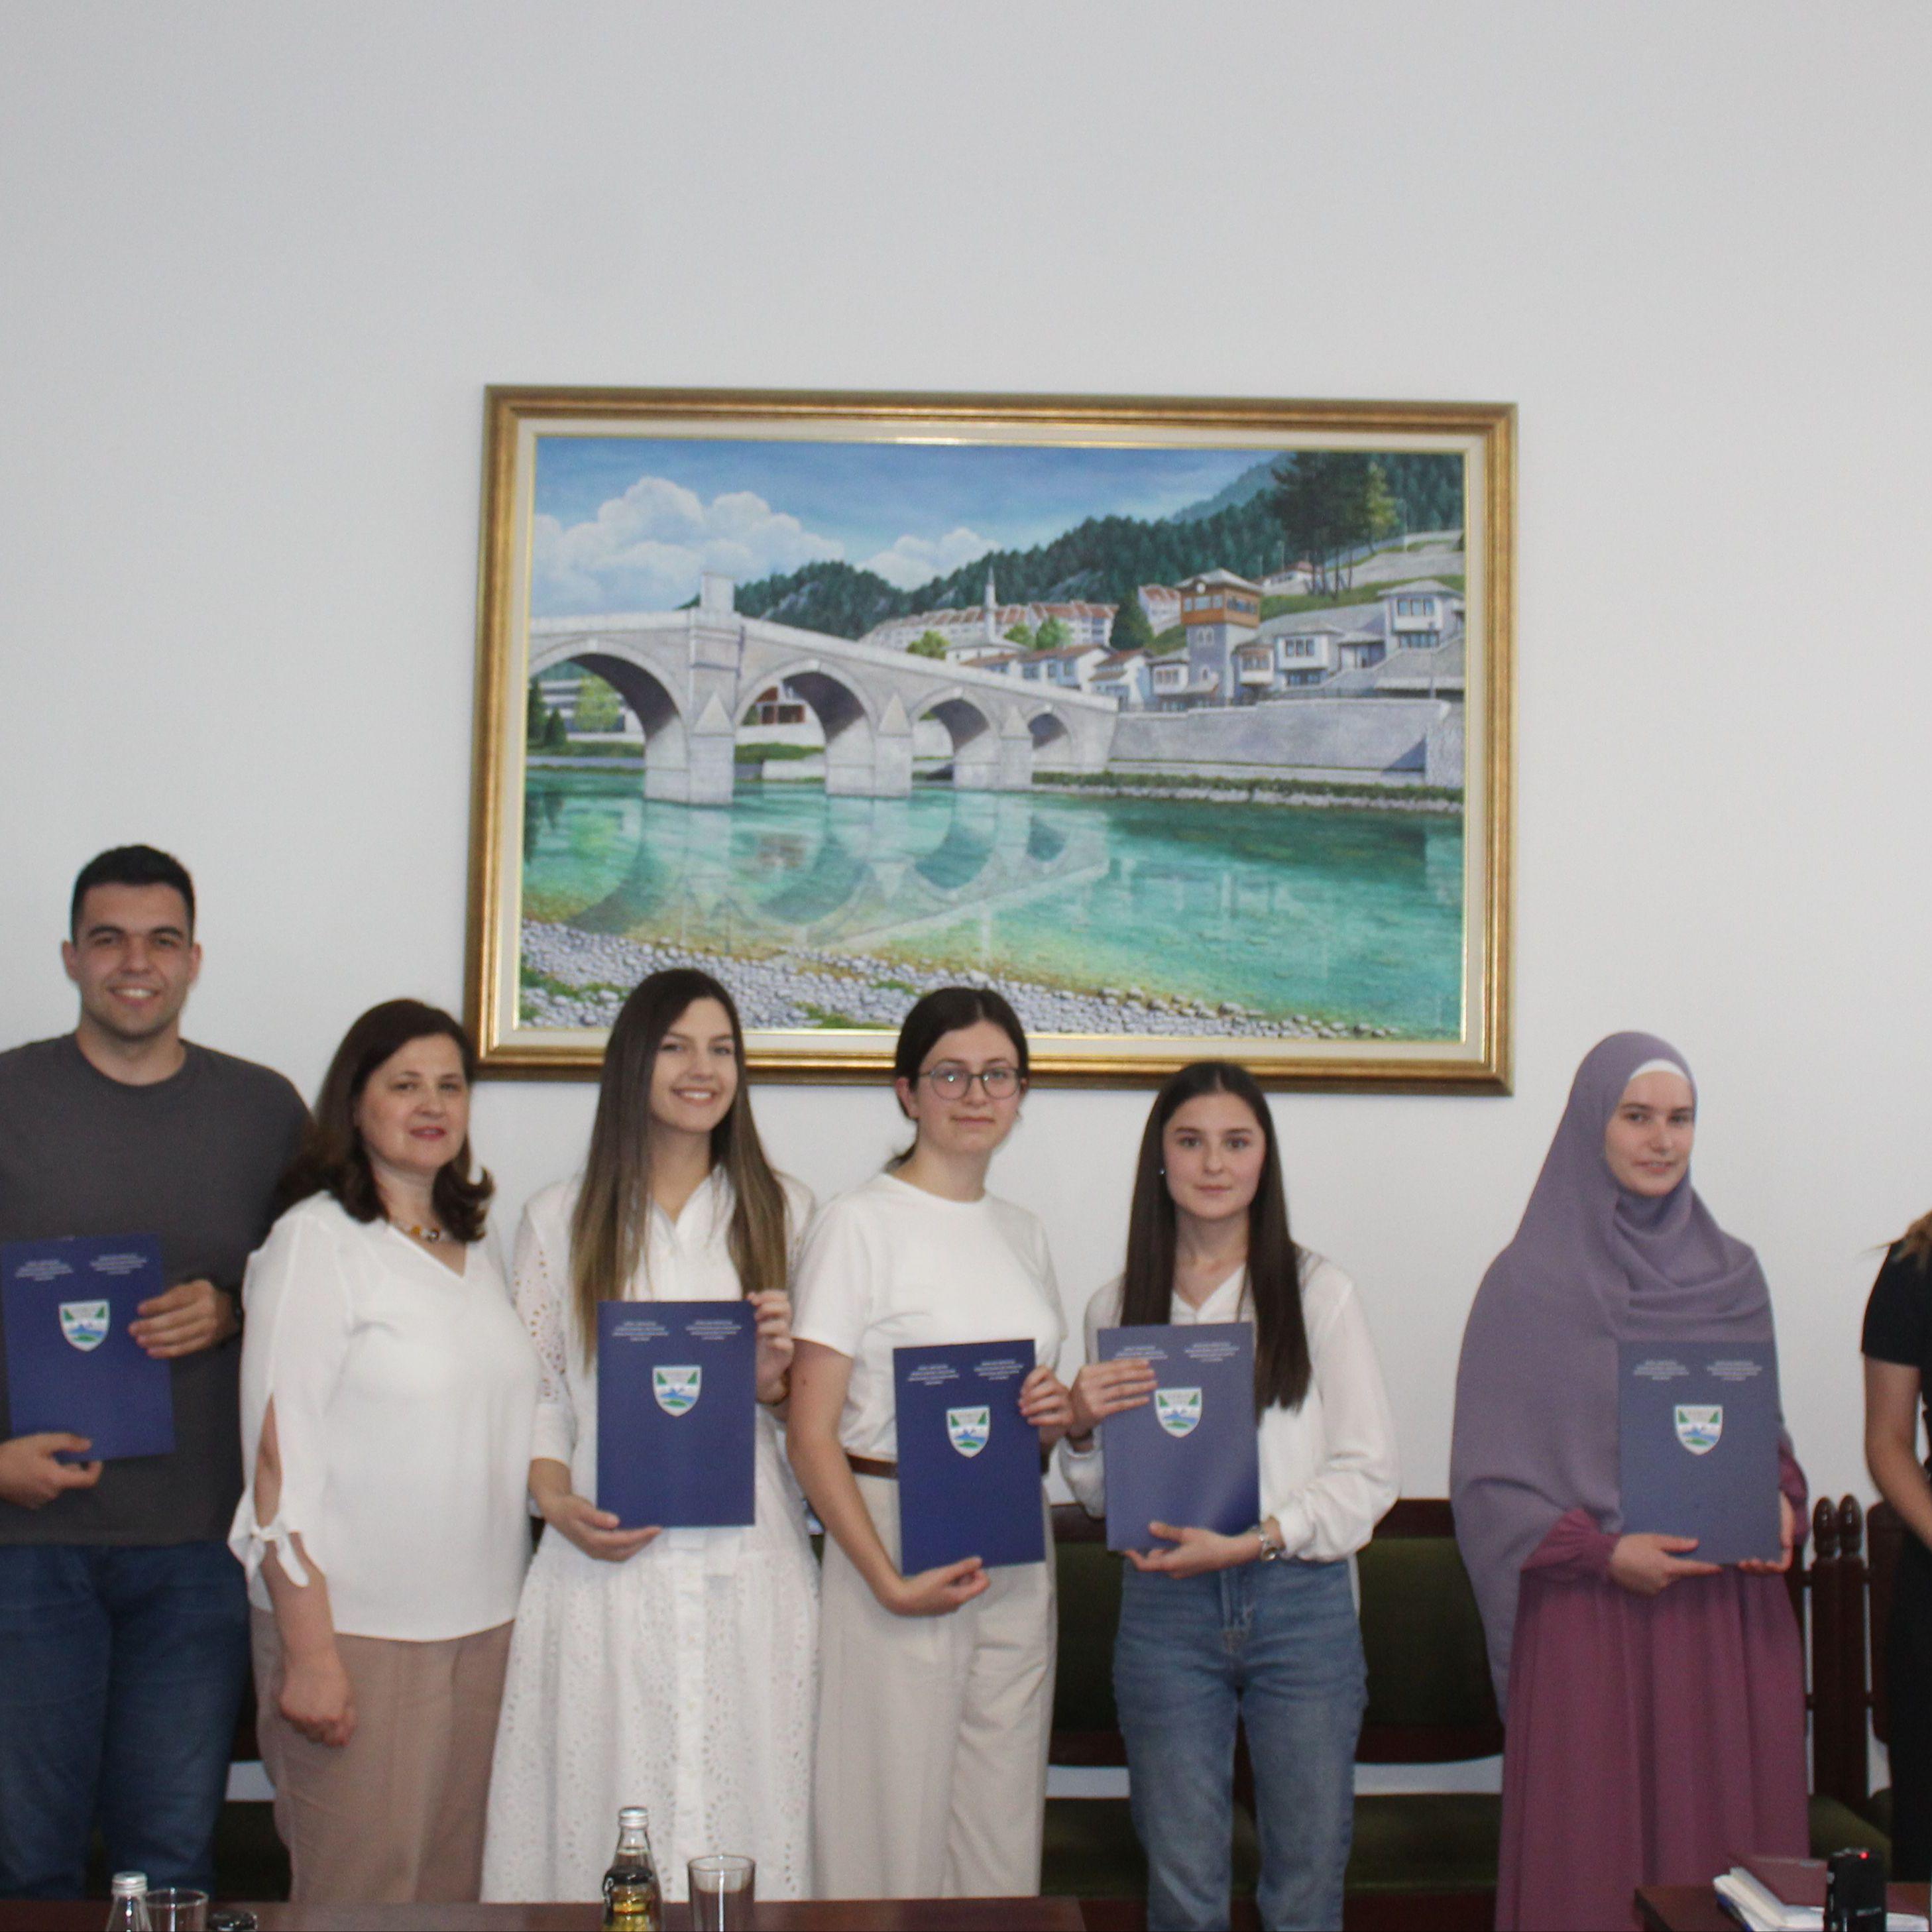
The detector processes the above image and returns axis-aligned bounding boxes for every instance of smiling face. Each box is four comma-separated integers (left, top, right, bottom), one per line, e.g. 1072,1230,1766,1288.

648,996,740,1139
352,1033,471,1186
1603,1068,1696,1197
895,1018,1027,1160
1162,1089,1269,1227
62,882,201,1046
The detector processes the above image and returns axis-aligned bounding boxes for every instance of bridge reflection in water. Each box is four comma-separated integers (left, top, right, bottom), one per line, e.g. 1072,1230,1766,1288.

538,783,1104,957
522,773,1465,1032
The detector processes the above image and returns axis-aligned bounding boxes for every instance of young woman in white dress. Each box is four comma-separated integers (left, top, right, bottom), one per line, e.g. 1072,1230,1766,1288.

787,986,1075,1900
481,970,817,1904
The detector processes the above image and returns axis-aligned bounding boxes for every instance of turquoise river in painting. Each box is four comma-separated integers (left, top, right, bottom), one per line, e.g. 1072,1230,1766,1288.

520,769,1465,1037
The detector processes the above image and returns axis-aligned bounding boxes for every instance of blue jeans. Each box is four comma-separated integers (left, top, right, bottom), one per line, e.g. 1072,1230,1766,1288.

0,1541,249,1899
1114,1557,1365,1932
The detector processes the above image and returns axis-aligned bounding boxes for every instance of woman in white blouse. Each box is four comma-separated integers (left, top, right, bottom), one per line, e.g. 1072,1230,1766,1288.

229,1000,539,1905
1062,1060,1397,1932
481,970,816,1904
788,986,1074,1901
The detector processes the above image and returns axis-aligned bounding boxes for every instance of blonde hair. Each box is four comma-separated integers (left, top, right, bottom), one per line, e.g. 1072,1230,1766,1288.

1902,1209,1932,1270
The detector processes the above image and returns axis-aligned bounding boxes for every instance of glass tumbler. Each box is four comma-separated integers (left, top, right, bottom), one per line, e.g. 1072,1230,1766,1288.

687,1852,755,1929
145,1892,209,1932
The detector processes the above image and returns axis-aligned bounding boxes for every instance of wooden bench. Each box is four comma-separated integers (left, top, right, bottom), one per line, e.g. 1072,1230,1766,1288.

1807,1493,1904,1856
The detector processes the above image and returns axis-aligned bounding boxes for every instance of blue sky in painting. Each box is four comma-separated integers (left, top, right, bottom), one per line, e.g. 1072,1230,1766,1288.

529,436,1274,616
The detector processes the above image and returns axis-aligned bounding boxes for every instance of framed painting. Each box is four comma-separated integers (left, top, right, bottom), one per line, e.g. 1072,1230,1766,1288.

466,387,1514,1088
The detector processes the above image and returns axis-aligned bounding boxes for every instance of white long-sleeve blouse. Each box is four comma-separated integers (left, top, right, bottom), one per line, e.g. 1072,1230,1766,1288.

228,1192,541,1641
1058,1251,1399,1562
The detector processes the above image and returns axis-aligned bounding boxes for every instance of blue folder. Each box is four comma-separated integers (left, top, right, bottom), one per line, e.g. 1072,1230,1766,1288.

893,1339,1044,1574
1098,1322,1260,1552
597,1300,756,1529
2,1235,174,1461
1617,1340,1782,1565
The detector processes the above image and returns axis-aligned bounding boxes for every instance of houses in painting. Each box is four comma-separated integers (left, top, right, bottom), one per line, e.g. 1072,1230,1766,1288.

596,549,1469,751
1063,565,1465,712
860,571,1117,661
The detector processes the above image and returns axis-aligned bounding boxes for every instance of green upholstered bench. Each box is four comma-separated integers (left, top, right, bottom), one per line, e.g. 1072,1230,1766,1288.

1812,1791,1890,1857
1045,1499,1503,1916
1345,1500,1503,1923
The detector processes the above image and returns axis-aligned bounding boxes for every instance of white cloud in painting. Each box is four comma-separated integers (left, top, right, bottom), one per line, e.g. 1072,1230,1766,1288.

533,477,844,611
860,526,995,591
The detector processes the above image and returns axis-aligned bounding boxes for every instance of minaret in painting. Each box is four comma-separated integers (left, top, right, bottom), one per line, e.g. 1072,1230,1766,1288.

983,566,997,646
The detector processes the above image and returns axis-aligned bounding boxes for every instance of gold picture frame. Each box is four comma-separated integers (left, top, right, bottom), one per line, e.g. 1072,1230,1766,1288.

467,387,1514,1090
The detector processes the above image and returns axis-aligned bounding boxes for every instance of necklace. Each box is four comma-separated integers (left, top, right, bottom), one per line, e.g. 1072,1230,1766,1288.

394,1220,445,1244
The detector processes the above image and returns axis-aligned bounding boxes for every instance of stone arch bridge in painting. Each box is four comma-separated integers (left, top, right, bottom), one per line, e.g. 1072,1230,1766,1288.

528,576,1118,805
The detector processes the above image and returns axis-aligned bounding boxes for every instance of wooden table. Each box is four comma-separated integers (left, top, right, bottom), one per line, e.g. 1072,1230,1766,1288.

1637,1879,1932,1929
0,1902,1089,1931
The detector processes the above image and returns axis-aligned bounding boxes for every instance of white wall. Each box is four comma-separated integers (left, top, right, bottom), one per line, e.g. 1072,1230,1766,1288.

3,1,1929,1516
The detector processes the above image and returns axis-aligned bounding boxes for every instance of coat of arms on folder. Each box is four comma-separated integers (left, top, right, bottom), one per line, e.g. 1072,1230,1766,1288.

58,1300,111,1351
1674,1404,1722,1455
946,1406,991,1458
652,1365,701,1416
1155,1387,1204,1438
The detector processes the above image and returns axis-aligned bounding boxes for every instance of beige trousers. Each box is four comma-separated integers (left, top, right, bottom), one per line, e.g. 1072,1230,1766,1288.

251,1609,513,1904
812,1474,1055,1900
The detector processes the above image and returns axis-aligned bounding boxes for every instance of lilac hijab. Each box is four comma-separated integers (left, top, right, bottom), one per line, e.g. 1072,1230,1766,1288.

1449,1032,1778,1708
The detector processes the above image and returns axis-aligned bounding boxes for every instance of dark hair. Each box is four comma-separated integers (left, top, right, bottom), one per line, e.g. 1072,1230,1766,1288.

889,986,1030,1159
279,1000,492,1241
70,845,196,937
569,970,791,1363
1120,1060,1310,1412
893,985,1029,1098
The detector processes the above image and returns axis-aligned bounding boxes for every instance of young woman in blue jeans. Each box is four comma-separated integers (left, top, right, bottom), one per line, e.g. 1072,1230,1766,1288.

1060,1061,1398,1932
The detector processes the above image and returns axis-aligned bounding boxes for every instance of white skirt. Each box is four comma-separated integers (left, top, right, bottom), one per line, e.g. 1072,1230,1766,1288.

481,1426,819,1902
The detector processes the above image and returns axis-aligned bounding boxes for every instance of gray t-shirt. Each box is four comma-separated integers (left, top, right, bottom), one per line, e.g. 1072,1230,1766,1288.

0,1033,308,1546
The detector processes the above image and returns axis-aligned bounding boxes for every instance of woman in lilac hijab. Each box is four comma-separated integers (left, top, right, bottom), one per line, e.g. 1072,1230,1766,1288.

1451,1033,1807,1931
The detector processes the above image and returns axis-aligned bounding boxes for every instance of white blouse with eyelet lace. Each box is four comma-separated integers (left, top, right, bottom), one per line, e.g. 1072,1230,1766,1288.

480,1169,819,1906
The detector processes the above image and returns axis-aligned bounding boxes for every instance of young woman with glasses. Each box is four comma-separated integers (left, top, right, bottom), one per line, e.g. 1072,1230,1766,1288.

787,986,1074,1900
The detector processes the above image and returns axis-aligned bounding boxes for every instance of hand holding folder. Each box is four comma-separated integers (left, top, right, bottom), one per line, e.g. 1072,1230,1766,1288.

1096,1322,1260,1556
3,1235,176,1466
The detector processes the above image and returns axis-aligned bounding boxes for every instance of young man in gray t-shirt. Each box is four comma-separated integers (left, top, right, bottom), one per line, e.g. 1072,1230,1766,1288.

0,845,307,1902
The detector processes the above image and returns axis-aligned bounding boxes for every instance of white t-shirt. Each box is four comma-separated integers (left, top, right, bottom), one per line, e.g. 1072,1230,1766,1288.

790,1170,1066,1460
229,1192,541,1641
1059,1251,1398,1561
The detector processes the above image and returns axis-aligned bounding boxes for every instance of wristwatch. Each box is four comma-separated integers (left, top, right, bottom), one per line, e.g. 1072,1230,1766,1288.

1253,1520,1286,1562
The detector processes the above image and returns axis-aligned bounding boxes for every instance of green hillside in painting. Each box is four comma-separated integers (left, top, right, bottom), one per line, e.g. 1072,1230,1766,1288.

729,451,1463,640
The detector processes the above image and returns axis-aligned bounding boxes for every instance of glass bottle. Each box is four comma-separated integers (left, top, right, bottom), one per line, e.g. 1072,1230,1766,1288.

602,1805,661,1932
105,1872,152,1932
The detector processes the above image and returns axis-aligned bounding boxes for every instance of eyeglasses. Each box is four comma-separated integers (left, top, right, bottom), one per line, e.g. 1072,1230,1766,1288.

919,1062,1023,1099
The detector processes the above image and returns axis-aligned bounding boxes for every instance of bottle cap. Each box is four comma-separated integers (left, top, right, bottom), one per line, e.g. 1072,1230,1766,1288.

111,1872,149,1896
618,1805,649,1827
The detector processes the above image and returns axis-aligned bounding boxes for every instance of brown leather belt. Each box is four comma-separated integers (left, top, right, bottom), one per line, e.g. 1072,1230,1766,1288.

846,1449,1051,1478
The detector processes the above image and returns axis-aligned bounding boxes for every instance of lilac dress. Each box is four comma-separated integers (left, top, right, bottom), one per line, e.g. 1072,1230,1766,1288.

1451,1034,1809,1931
1497,1482,1808,1929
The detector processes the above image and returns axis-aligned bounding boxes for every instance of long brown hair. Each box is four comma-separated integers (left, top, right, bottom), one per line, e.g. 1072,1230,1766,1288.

1119,1060,1310,1412
1902,1210,1932,1270
570,969,790,1361
278,999,492,1241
